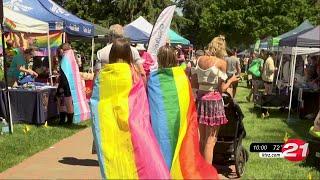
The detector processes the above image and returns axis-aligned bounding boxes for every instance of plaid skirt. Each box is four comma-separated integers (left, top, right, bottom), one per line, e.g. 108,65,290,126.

196,90,228,126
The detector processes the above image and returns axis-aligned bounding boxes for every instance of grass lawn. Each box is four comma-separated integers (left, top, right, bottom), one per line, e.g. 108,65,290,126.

0,120,91,173
236,81,320,179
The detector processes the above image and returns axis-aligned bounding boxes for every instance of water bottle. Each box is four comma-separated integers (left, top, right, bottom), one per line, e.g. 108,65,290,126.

1,118,9,134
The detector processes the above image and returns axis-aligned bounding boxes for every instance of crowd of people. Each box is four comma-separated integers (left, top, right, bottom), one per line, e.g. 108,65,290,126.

1,21,319,178
87,24,243,178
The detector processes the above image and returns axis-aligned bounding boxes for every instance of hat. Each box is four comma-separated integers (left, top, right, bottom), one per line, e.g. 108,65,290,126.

136,44,146,51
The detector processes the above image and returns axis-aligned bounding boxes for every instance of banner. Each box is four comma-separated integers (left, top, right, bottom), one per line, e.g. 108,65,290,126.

0,31,62,55
147,5,176,71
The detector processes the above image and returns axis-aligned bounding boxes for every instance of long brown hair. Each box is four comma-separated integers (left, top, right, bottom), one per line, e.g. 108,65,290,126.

157,45,177,68
109,38,133,64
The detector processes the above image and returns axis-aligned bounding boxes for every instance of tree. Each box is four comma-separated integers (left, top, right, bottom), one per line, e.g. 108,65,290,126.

179,0,320,48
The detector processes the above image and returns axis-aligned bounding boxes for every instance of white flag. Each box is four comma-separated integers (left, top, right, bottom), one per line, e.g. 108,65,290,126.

147,5,176,71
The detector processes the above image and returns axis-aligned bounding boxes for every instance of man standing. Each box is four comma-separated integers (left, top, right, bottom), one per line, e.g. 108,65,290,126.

95,24,145,79
225,48,241,97
262,51,276,95
246,51,264,102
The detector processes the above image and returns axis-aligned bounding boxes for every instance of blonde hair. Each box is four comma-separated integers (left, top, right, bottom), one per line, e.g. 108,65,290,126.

109,24,124,38
207,35,227,58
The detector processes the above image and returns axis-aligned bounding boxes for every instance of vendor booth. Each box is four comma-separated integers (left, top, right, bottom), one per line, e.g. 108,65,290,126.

0,7,59,125
4,0,95,71
277,26,320,120
4,0,94,37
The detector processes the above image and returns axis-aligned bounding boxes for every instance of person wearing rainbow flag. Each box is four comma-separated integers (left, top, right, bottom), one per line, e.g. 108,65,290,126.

90,38,170,179
147,45,219,179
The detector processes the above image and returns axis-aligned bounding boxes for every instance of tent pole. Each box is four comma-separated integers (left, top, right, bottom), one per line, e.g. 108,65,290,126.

1,23,13,134
47,31,53,85
63,32,66,43
91,37,95,72
288,48,297,122
276,52,283,86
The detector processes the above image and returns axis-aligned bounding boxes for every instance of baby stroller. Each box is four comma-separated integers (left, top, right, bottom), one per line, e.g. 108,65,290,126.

212,92,249,177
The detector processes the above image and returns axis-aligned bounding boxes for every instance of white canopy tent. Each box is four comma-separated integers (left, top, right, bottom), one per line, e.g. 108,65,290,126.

3,7,53,84
276,47,320,121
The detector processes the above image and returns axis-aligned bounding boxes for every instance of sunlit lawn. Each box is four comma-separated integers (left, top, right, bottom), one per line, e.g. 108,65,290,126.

236,81,320,179
0,120,90,172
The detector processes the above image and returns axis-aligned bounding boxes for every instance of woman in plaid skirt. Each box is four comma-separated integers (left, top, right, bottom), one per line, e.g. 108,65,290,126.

191,35,240,164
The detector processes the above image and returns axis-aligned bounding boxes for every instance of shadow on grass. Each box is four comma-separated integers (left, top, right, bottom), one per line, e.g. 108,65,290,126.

58,157,99,167
248,107,288,119
47,122,88,130
236,100,247,104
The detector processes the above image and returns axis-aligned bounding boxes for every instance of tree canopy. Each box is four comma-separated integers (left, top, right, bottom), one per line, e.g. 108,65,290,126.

57,0,320,48
179,0,320,48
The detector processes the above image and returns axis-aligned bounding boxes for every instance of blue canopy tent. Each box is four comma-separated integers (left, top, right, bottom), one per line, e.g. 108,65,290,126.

38,0,95,69
3,0,63,31
4,0,94,37
4,0,95,71
38,0,94,37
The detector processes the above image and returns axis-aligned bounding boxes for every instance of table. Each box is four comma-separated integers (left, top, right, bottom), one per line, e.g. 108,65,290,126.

0,87,58,125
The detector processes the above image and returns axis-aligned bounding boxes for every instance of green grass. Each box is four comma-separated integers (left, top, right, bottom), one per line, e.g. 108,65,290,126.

236,82,320,179
0,120,91,173
0,69,3,80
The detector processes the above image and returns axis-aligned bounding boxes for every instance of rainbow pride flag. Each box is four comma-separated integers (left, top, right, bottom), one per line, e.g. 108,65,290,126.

60,50,90,123
4,18,16,30
148,67,219,179
90,63,170,179
34,32,62,48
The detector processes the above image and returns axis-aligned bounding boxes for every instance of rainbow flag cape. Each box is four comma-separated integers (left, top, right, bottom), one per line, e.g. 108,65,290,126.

148,67,219,179
90,63,170,179
60,50,90,123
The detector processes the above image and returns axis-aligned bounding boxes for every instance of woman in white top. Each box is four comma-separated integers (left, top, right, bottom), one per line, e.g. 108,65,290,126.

191,35,239,164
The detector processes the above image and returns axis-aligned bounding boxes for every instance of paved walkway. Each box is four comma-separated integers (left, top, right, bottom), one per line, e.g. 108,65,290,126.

0,128,237,179
0,128,100,179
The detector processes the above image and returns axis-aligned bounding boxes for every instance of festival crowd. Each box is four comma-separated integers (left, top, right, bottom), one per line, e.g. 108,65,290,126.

2,22,319,179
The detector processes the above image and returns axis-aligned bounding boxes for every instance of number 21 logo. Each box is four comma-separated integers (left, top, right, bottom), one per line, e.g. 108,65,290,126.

282,139,309,162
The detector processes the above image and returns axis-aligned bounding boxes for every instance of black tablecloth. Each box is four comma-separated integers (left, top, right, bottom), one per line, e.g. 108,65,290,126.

0,87,58,125
299,89,320,118
254,93,290,107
